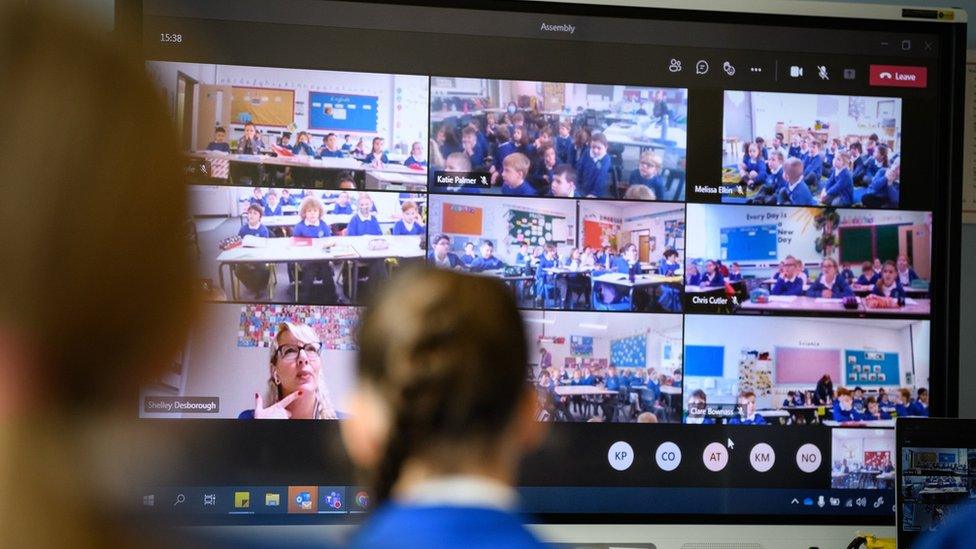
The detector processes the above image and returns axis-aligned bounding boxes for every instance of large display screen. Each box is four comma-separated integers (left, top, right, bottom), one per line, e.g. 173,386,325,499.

136,0,963,525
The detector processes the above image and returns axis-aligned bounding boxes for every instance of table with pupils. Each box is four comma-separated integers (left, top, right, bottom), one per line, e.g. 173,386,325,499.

738,295,931,315
214,234,424,302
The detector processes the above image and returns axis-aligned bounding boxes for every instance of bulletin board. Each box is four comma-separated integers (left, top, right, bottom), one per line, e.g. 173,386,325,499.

665,219,685,253
720,224,778,261
230,87,295,127
442,203,483,235
611,334,647,368
583,219,618,250
775,347,840,384
309,91,379,132
570,336,593,357
508,209,567,246
238,304,359,349
844,350,899,386
684,345,724,377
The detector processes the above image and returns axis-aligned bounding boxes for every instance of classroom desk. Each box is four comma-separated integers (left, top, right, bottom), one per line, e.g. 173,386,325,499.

602,121,688,151
475,269,535,295
781,405,825,424
365,170,428,191
684,285,725,293
851,284,929,298
345,235,425,301
861,298,931,315
191,151,423,188
592,273,682,311
554,385,619,397
821,419,897,428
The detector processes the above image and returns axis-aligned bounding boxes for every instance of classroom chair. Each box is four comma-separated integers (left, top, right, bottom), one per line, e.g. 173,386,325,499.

591,287,631,312
607,142,626,198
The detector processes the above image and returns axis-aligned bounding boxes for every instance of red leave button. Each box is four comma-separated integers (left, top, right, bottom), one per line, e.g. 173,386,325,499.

869,65,928,88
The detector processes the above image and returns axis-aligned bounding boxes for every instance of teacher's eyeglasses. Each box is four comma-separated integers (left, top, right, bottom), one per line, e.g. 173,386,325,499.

276,343,322,362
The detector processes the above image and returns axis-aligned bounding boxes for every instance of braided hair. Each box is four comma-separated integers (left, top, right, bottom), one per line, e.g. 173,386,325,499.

356,267,528,502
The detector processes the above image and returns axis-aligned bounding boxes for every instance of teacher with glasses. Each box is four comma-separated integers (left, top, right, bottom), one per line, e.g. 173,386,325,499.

239,321,341,419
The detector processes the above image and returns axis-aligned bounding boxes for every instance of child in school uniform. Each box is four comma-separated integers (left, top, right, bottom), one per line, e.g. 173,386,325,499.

771,256,804,296
236,122,266,155
894,388,915,417
728,392,767,425
820,150,854,206
840,263,856,285
572,128,591,166
576,132,612,198
263,191,283,217
364,137,389,166
803,140,827,189
403,142,427,169
331,191,354,215
896,253,919,286
500,153,538,196
856,261,880,286
240,203,271,238
628,151,665,199
548,164,578,198
555,122,575,165
318,133,345,158
206,127,231,152
807,257,853,298
341,134,353,153
469,240,507,273
291,131,316,156
234,204,272,296
392,200,425,236
910,388,929,416
787,135,802,160
754,151,785,204
739,142,767,189
863,159,899,208
862,144,889,186
849,142,867,184
851,387,866,414
515,243,531,266
427,234,464,270
249,187,266,208
460,242,478,267
832,390,857,422
699,260,725,288
685,263,701,286
293,196,337,303
461,127,487,170
594,244,643,308
727,262,742,282
685,389,716,424
533,243,560,306
346,193,383,236
532,144,558,191
777,157,817,206
871,260,907,299
657,248,682,312
856,397,891,421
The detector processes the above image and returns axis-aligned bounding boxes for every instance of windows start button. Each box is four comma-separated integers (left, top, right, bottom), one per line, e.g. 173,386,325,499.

869,64,928,88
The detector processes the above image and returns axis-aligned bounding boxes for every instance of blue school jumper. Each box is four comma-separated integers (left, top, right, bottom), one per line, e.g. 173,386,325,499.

534,255,559,301
909,401,929,417
855,410,891,421
741,155,765,177
392,220,424,236
403,155,428,168
502,181,538,196
628,170,665,199
207,141,231,152
347,215,383,236
318,148,345,158
832,404,857,422
852,155,867,182
856,273,880,286
331,203,354,215
263,204,282,217
700,271,725,288
763,168,786,194
238,224,270,238
823,168,854,206
460,253,477,266
469,256,506,272
771,277,804,296
864,169,894,207
293,220,332,238
728,414,767,425
576,153,612,198
898,268,919,285
871,281,907,299
728,272,742,282
427,251,464,269
292,142,316,156
787,145,801,159
494,141,518,173
351,505,544,549
555,135,575,165
777,181,816,206
806,276,853,298
466,148,486,169
864,157,884,181
687,273,702,286
803,154,825,180
365,152,390,164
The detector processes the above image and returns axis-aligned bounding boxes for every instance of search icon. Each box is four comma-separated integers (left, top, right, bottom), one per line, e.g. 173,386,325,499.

174,493,186,506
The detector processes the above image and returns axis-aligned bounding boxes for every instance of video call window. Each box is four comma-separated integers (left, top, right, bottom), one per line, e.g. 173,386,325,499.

682,315,929,426
426,194,685,313
189,185,426,305
831,428,896,491
901,448,975,534
525,310,683,424
146,61,429,192
719,91,902,208
141,304,359,420
429,77,687,201
684,204,931,317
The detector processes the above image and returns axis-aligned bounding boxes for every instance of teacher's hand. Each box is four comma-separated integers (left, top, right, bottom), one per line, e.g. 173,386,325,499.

253,390,303,419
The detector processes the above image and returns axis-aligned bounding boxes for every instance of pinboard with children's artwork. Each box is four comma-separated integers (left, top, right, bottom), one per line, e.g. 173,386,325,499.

508,209,567,246
610,334,647,368
844,350,899,386
570,335,593,357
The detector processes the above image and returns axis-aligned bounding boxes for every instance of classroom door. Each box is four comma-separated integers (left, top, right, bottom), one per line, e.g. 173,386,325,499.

899,224,931,280
638,233,651,263
176,72,198,152
196,84,234,151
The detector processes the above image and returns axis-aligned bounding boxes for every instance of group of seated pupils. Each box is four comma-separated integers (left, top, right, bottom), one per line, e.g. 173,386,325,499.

686,255,921,301
233,183,425,302
685,385,928,425
736,133,900,208
428,236,683,312
435,105,673,200
206,123,428,170
535,364,682,423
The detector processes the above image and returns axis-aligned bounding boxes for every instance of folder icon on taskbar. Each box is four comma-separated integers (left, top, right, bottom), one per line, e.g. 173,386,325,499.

234,491,250,509
265,493,280,507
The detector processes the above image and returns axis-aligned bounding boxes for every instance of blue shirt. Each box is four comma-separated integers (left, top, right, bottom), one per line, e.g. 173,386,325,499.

293,220,331,238
777,181,816,206
865,168,896,207
856,273,880,286
206,141,230,152
469,255,506,272
771,277,804,296
577,153,612,198
699,271,724,287
238,224,270,238
763,168,786,193
728,414,767,425
658,261,680,276
347,214,383,236
823,168,854,206
351,504,544,549
263,203,282,217
555,135,575,165
832,403,857,422
392,220,424,235
292,142,316,156
403,155,427,168
427,251,464,269
628,171,665,199
331,203,354,215
365,152,389,164
502,181,538,196
871,280,907,299
318,148,345,158
806,275,853,298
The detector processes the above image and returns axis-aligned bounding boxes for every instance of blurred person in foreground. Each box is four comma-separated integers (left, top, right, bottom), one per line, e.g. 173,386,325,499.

0,4,197,547
343,268,548,548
